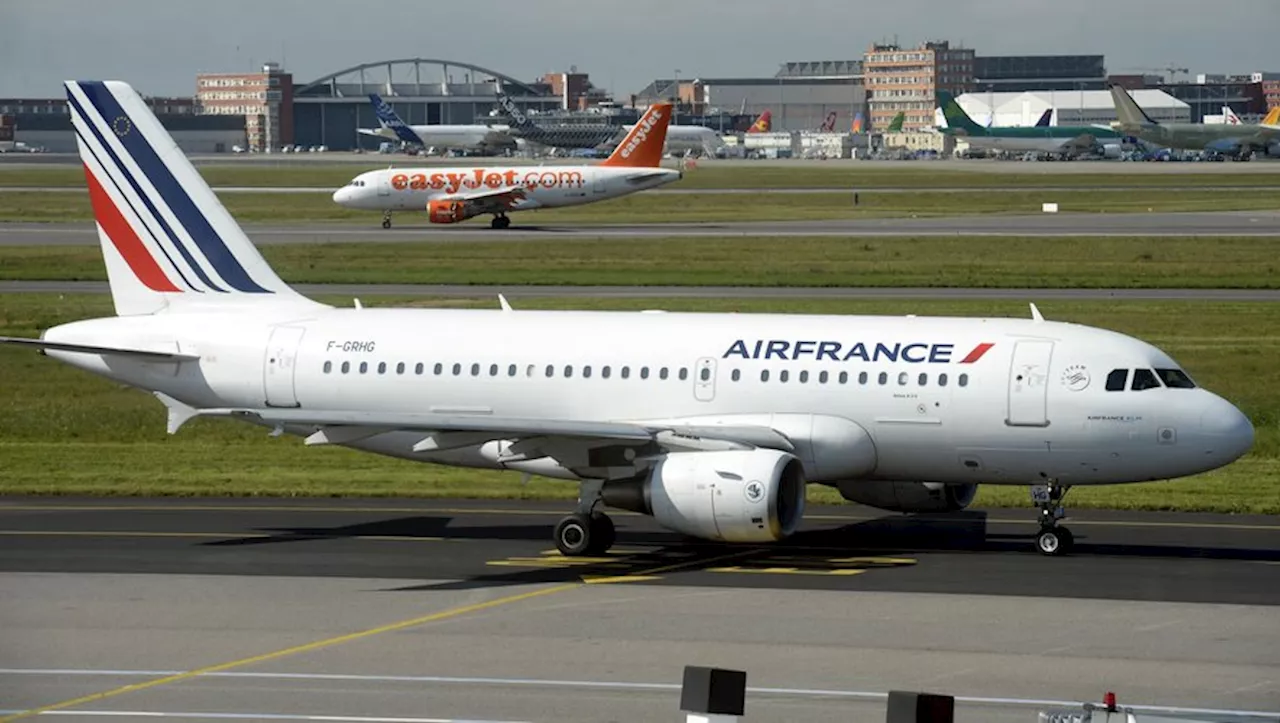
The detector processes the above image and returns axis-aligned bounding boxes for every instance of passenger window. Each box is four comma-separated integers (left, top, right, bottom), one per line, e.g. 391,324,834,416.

1131,368,1161,391
799,370,809,383
660,367,669,380
470,363,480,377
583,365,592,378
622,366,632,379
341,361,350,374
939,373,948,387
918,373,927,386
699,367,710,381
526,364,535,377
508,364,517,377
395,362,405,375
858,371,868,385
779,370,790,383
602,366,611,379
415,363,424,375
959,373,969,387
564,365,573,378
1156,368,1196,389
489,364,499,377
359,362,368,374
818,371,828,384
434,363,443,375
377,362,387,375
761,370,770,382
545,364,554,378
637,367,646,379
1105,369,1128,392
731,369,741,382
679,368,688,381
323,361,332,374
878,372,888,385
839,371,848,384
897,372,908,386
452,363,462,376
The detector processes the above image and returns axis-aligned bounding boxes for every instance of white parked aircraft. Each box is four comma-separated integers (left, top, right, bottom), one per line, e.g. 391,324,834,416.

2,81,1255,558
335,102,680,229
358,94,515,154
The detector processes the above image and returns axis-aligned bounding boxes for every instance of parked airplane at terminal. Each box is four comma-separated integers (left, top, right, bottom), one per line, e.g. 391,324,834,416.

1109,85,1280,160
937,92,1124,156
357,94,514,154
1,80,1254,559
335,102,679,228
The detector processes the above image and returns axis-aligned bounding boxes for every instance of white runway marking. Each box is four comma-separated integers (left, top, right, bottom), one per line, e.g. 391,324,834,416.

2,668,1277,719
0,712,520,722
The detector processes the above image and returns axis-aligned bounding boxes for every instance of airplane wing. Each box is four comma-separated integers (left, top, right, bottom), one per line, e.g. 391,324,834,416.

437,186,534,211
174,405,795,474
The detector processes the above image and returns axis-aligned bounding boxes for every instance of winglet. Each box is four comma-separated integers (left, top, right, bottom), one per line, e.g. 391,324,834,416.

600,103,672,168
498,294,513,312
1029,303,1044,322
154,392,199,435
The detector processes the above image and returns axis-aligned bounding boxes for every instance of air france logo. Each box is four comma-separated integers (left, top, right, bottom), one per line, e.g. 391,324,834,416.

620,108,665,159
744,481,765,503
722,339,995,364
112,116,132,136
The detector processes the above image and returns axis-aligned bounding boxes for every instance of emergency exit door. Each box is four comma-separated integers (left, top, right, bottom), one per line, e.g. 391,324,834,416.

694,357,717,402
1007,340,1053,427
264,326,305,408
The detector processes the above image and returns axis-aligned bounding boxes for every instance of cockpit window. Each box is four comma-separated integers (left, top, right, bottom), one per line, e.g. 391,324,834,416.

1131,368,1161,391
1105,369,1128,392
1156,368,1196,389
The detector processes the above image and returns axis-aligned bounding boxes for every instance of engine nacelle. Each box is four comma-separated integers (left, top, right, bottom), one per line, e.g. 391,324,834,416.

427,199,473,224
836,480,977,513
602,449,806,542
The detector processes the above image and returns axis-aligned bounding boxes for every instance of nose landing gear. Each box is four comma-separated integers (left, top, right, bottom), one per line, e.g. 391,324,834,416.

553,480,616,556
1031,481,1073,556
381,211,392,229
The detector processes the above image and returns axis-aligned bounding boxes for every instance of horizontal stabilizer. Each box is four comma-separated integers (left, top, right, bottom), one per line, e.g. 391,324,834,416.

0,336,199,361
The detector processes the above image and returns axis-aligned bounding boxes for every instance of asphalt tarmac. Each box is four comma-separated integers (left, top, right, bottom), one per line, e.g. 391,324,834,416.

3,212,1279,246
0,499,1277,722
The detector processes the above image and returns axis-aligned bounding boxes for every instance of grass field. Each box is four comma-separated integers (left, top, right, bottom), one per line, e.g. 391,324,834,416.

1,187,1279,224
3,236,1279,289
1,293,1276,513
5,163,1280,190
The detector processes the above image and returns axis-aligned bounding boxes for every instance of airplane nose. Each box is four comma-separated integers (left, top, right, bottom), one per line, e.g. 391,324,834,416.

1199,396,1254,462
332,188,347,204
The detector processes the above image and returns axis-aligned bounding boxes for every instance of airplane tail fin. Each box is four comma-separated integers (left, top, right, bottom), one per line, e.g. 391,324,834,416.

1263,106,1280,126
747,110,772,133
368,94,421,144
494,89,536,130
820,111,837,132
599,102,672,167
850,112,864,134
66,80,320,316
1109,84,1157,126
936,91,985,134
1223,106,1241,125
886,111,904,132
1035,108,1052,127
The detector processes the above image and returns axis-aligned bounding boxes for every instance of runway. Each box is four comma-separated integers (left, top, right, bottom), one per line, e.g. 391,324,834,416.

5,280,1280,301
3,211,1280,247
0,499,1277,722
9,185,1280,193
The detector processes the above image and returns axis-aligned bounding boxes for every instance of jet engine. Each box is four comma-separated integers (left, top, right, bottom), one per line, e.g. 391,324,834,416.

836,480,977,513
601,449,806,542
427,199,472,224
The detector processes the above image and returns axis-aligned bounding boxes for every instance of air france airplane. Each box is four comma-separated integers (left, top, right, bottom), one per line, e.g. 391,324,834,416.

2,81,1254,558
333,102,680,229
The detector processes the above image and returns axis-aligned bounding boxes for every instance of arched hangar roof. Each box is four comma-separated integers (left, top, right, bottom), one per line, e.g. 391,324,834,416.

297,58,547,97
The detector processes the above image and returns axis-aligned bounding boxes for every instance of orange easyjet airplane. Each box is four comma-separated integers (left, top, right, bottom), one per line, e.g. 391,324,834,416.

333,103,680,229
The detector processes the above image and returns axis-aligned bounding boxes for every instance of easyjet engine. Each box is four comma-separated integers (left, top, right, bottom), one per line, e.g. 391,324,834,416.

427,199,475,224
836,480,977,513
601,449,806,542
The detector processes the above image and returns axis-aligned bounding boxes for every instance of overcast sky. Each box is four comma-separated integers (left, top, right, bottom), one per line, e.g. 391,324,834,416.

2,0,1276,98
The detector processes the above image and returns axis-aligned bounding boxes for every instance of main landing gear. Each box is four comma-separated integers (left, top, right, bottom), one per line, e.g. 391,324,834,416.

381,210,392,229
1032,481,1074,556
553,480,616,556
490,214,512,230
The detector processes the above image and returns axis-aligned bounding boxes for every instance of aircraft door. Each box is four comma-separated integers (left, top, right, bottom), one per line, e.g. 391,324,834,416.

694,357,717,402
1007,340,1053,427
592,172,606,195
264,326,306,408
377,174,391,197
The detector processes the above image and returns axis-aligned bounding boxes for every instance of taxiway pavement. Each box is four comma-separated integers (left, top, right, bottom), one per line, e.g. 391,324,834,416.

0,499,1277,722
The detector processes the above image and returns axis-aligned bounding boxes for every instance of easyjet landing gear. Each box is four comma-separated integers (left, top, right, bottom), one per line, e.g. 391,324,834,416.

381,211,392,229
490,214,511,230
1032,481,1074,556
554,480,615,556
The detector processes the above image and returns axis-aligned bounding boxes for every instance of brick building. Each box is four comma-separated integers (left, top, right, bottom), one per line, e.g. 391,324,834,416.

195,62,292,151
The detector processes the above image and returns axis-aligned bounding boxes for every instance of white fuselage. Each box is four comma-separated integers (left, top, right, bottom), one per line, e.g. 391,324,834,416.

332,164,681,213
359,124,512,151
42,308,1253,489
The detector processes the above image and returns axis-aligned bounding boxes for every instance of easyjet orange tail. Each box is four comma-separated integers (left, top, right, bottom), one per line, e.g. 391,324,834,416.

600,103,672,167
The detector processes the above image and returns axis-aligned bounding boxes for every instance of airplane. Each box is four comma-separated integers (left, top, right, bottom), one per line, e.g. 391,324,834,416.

746,109,772,133
358,94,515,154
494,90,725,157
334,102,680,229
937,91,1125,156
2,79,1254,560
851,112,865,134
1109,85,1280,160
